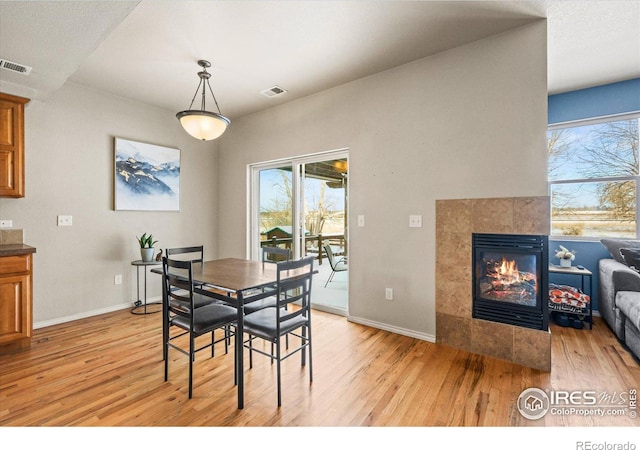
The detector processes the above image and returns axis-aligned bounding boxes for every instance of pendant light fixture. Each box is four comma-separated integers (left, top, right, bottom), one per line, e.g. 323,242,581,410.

176,60,230,141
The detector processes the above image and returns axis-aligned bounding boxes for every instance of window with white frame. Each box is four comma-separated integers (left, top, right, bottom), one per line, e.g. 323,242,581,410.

548,113,640,238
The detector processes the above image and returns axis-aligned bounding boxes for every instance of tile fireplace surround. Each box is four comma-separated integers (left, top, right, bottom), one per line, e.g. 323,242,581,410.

435,196,551,372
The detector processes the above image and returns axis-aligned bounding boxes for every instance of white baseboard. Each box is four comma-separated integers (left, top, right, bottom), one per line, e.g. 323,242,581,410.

35,298,595,338
311,302,348,317
346,314,436,343
33,296,162,329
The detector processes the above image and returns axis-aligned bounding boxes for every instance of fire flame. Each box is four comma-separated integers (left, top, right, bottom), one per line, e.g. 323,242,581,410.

480,256,537,301
493,257,522,286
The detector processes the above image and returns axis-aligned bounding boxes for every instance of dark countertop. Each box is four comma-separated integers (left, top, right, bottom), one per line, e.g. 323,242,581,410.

0,244,37,257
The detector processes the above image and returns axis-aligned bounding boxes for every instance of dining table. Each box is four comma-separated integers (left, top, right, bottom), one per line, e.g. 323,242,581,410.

151,257,306,409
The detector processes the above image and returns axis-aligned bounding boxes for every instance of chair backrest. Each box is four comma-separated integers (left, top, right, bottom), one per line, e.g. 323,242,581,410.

323,244,338,268
275,256,314,325
165,246,204,264
262,246,291,263
162,257,197,322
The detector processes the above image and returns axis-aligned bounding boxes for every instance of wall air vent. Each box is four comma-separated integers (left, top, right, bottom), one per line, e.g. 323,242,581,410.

260,85,287,98
0,58,32,75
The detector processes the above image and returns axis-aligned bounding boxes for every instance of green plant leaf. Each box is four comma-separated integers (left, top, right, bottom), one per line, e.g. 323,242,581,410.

137,232,153,248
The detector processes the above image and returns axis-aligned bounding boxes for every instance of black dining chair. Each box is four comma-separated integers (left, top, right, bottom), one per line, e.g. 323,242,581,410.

243,246,292,314
261,245,291,264
165,246,205,282
162,257,237,399
243,256,315,406
165,245,204,263
162,246,226,358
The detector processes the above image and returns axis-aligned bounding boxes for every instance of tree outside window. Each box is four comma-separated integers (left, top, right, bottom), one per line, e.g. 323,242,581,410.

548,115,640,238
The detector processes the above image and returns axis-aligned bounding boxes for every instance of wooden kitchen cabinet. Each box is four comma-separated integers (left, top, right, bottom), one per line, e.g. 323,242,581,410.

0,248,35,352
0,92,30,197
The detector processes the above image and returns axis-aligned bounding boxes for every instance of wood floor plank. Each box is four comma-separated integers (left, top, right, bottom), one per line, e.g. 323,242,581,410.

0,309,638,428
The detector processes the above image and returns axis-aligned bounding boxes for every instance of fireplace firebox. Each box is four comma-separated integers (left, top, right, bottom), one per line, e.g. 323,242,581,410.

472,233,548,331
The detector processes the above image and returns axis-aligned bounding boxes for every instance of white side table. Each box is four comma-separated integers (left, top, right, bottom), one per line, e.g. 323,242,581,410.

131,260,162,315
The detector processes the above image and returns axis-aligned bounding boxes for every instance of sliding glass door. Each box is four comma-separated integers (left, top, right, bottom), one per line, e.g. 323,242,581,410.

254,164,295,259
249,150,349,314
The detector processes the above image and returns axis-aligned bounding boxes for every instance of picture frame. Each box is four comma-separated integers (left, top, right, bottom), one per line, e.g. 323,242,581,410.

114,137,180,211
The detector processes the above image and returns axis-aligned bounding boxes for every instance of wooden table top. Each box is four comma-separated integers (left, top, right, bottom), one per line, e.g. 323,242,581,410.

152,258,284,293
194,258,279,292
152,257,316,295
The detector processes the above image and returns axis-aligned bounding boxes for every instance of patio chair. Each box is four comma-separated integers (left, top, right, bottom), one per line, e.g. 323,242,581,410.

323,244,347,287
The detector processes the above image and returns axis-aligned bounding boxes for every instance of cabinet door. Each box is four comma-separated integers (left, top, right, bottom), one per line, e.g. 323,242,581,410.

0,93,29,197
0,274,31,345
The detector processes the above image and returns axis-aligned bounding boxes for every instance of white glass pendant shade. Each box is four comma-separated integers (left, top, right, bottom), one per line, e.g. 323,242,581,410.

177,60,230,141
177,110,230,141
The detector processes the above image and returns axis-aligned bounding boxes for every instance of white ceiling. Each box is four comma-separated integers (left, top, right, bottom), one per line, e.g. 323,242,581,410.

1,1,638,120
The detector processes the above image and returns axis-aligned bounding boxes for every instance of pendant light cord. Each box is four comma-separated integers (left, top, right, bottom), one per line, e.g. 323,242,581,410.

184,67,223,115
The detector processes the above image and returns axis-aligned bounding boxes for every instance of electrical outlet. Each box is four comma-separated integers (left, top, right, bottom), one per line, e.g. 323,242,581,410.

385,288,393,301
409,215,422,228
114,274,122,285
57,215,73,226
0,220,12,228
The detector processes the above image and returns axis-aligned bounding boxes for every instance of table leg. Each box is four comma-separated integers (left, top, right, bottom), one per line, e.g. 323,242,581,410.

162,270,167,361
135,266,142,307
143,266,147,314
237,291,244,409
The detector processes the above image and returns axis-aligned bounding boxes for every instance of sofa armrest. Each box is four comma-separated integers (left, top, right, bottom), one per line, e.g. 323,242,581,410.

599,258,638,339
612,267,640,293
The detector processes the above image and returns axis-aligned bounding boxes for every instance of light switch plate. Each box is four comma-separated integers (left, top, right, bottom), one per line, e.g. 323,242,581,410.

0,220,12,228
409,215,422,228
357,215,365,227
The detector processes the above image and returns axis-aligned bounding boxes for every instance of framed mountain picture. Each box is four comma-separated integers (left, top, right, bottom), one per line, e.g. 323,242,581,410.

114,137,180,211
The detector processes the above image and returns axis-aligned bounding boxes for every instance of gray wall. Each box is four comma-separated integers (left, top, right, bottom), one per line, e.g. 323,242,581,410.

216,22,548,340
0,82,219,326
0,21,548,340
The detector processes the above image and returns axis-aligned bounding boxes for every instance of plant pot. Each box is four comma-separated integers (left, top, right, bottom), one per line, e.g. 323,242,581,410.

559,258,572,268
140,248,155,262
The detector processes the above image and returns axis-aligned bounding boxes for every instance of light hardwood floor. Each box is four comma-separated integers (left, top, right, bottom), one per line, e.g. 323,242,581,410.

0,308,638,429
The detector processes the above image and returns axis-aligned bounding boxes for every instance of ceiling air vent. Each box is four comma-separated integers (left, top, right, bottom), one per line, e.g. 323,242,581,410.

0,58,32,75
260,85,287,98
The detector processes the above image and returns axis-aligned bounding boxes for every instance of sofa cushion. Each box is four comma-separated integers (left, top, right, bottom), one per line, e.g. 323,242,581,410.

601,239,640,264
615,291,640,330
619,248,640,269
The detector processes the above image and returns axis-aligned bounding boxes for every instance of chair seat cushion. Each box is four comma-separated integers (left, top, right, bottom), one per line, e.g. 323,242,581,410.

172,303,237,334
615,291,640,330
244,308,308,339
171,290,218,309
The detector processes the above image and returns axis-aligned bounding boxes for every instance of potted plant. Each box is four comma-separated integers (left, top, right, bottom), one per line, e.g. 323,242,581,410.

137,232,158,262
555,245,576,267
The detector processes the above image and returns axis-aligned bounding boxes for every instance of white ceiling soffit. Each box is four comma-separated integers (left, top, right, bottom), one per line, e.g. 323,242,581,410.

68,1,540,119
0,1,638,118
0,1,139,100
